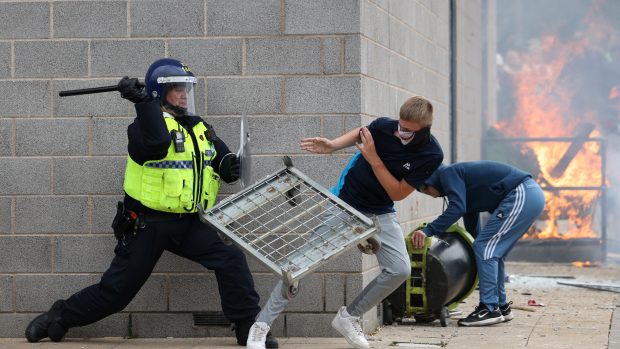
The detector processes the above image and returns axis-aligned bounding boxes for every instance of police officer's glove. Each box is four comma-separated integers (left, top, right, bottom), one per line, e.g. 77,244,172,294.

220,153,240,184
118,76,148,103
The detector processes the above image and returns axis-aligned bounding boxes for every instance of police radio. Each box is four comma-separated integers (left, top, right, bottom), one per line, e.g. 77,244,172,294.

171,130,185,153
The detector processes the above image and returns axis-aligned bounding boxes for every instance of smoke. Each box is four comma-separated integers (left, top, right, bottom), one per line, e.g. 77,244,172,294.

606,134,620,262
494,0,620,262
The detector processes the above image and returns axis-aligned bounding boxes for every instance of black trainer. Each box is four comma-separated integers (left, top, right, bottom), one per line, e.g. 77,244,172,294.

457,303,504,327
499,301,514,322
234,321,279,348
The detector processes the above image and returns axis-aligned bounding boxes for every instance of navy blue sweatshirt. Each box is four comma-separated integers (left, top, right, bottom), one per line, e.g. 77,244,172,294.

332,117,443,214
421,161,532,237
123,100,232,214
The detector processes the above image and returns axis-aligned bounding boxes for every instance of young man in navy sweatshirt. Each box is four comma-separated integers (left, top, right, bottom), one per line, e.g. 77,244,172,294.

411,161,545,326
245,96,444,349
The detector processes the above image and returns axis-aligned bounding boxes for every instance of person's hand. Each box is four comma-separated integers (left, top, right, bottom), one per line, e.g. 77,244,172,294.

118,76,147,103
411,230,427,249
220,153,240,183
300,137,335,154
356,127,381,167
357,237,381,255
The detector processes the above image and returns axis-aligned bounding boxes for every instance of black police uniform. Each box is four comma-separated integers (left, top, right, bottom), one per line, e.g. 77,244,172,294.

42,100,261,336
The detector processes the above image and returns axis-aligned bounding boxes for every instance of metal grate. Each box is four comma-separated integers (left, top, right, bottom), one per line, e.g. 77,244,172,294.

199,158,377,298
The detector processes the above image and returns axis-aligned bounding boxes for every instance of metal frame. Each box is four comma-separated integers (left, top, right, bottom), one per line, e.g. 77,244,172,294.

484,136,607,261
198,157,377,298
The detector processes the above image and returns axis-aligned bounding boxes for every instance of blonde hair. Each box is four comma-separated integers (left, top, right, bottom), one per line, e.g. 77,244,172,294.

399,96,433,126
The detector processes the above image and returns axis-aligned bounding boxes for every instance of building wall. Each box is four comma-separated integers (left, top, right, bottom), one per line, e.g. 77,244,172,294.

353,0,483,330
455,0,484,161
0,0,483,338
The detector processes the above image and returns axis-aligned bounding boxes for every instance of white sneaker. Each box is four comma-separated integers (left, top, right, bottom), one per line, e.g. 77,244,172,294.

331,306,370,349
246,322,269,349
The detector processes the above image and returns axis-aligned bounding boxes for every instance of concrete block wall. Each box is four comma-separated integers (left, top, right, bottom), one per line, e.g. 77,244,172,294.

357,0,453,236
357,0,483,330
0,0,483,339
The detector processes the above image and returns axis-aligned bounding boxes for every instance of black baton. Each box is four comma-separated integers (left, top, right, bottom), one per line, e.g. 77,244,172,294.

58,81,145,97
58,85,119,97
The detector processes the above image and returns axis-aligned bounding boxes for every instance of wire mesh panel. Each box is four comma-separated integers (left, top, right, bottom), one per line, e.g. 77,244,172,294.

199,159,377,294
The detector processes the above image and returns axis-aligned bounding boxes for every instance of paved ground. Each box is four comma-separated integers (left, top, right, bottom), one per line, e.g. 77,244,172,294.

1,261,618,349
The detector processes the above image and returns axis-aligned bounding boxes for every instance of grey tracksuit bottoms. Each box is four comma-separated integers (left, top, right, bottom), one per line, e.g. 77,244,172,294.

255,212,410,325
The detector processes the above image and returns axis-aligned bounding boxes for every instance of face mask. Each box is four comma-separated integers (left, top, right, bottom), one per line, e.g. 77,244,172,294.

402,126,431,147
398,124,415,145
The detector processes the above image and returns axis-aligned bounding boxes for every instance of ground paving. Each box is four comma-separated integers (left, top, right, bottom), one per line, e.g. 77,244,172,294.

1,262,618,348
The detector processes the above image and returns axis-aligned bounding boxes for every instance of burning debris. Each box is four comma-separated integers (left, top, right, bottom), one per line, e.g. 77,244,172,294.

489,0,620,245
571,260,600,268
549,122,595,178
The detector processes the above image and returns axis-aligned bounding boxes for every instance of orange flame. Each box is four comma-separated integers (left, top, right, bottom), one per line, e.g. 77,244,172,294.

498,34,605,240
571,260,599,267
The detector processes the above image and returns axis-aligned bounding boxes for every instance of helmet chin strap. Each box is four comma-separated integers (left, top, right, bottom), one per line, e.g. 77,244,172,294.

162,101,187,117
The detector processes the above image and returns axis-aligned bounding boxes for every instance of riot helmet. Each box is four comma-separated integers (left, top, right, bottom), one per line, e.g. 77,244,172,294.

145,58,197,116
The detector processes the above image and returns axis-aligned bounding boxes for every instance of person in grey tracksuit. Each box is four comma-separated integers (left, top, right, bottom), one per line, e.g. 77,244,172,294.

246,96,444,349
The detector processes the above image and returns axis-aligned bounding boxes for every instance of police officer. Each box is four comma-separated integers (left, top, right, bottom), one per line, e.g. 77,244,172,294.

25,58,278,348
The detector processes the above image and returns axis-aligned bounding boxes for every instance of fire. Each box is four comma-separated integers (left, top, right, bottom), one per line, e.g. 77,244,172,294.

571,261,599,267
497,33,607,240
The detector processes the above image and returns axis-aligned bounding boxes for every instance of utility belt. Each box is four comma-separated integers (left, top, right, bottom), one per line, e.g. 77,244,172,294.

111,201,193,242
141,211,192,222
111,201,145,243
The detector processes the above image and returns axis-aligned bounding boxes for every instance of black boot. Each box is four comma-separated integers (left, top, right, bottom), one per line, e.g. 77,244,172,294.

265,330,279,348
25,300,68,343
233,320,252,345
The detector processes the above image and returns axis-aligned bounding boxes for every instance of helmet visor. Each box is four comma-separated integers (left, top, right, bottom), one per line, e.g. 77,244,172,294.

158,76,197,115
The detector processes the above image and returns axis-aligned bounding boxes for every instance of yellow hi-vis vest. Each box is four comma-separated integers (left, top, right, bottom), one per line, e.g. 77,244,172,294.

123,112,220,213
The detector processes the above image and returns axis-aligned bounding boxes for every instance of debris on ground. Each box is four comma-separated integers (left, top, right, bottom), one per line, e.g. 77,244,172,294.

557,281,620,293
512,305,538,312
528,299,546,306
